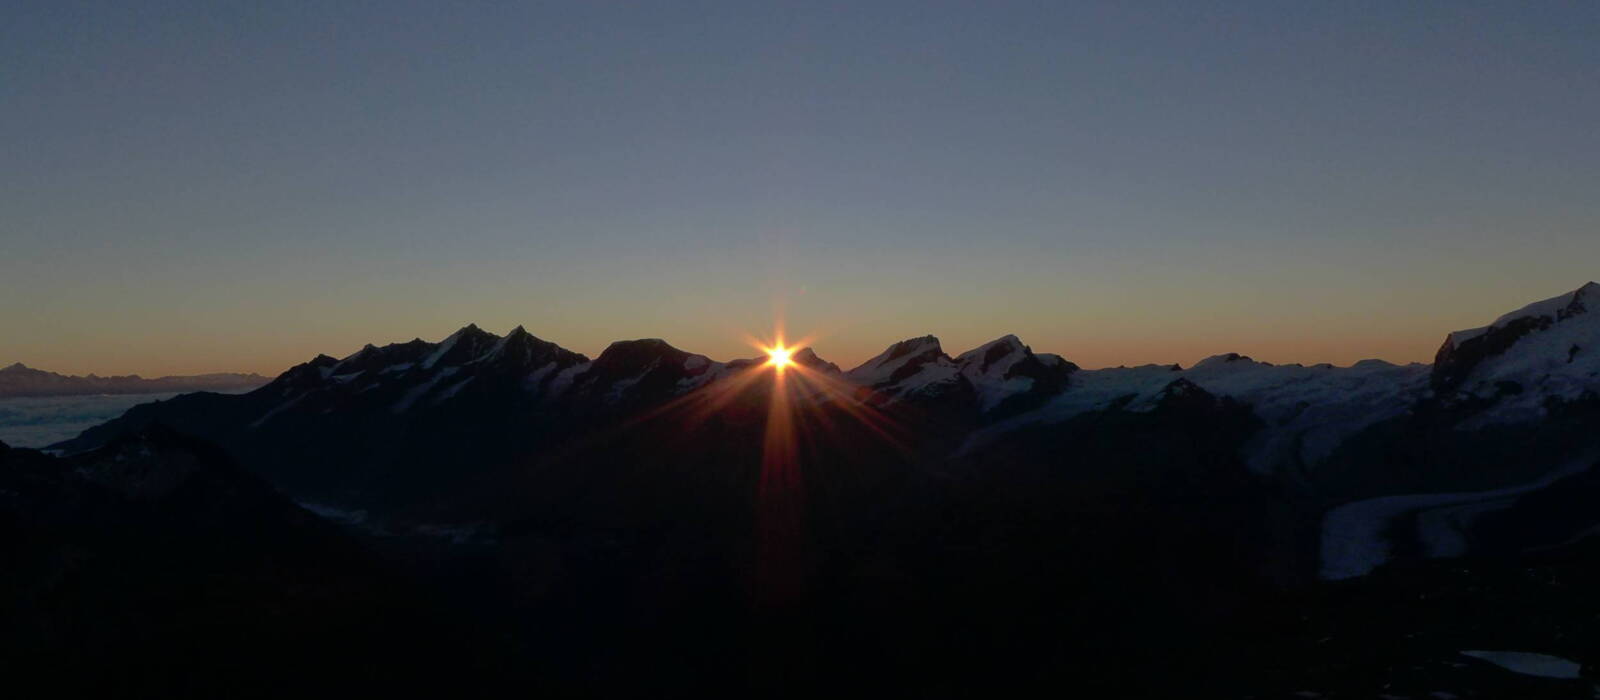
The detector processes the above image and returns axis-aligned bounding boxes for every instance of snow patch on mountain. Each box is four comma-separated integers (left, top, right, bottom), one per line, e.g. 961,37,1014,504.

434,376,475,404
894,363,962,396
522,362,559,391
251,394,308,429
604,368,654,402
847,336,947,387
392,367,459,413
415,324,501,370
546,362,590,398
677,358,732,391
481,327,522,362
421,330,466,370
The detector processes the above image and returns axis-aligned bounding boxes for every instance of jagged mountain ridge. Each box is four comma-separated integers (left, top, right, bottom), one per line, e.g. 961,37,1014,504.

49,284,1600,546
17,283,1600,696
78,325,1089,438
43,323,1109,520
57,283,1600,469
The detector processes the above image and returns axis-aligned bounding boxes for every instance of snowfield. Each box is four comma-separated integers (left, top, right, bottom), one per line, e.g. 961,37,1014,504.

1319,457,1595,580
1459,650,1583,679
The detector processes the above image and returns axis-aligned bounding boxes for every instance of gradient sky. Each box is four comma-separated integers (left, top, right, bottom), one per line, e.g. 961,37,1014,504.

4,0,1598,377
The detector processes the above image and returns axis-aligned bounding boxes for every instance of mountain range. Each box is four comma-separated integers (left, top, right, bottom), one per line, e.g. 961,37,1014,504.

0,362,267,398
15,282,1600,696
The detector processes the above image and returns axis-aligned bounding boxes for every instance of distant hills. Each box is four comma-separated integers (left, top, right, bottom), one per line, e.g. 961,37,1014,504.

0,362,268,398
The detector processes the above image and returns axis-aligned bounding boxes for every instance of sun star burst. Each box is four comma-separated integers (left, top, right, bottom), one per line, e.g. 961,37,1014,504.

766,346,793,370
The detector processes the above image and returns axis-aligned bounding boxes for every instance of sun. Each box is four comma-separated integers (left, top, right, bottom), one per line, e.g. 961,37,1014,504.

766,346,793,370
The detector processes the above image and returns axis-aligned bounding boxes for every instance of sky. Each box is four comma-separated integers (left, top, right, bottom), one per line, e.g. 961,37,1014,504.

3,0,1598,377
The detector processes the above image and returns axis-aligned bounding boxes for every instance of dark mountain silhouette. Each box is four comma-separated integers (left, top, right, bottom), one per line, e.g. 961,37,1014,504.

0,428,533,696
11,282,1600,696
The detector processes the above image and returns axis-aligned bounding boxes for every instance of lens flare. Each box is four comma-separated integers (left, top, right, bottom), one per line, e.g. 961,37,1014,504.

766,346,793,369
613,325,905,609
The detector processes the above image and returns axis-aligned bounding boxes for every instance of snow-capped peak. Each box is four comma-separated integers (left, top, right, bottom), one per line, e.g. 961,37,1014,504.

845,336,950,389
1432,282,1600,425
954,335,1027,374
1191,353,1268,371
846,334,1076,413
1447,282,1598,346
953,335,1075,413
845,336,961,401
1489,281,1596,327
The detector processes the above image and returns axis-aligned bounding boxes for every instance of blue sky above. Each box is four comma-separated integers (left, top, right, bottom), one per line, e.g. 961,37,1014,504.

3,0,1598,375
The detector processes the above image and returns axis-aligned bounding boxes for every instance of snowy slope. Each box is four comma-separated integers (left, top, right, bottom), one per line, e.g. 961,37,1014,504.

844,336,962,401
954,336,1043,412
969,354,1429,471
1434,282,1600,426
845,334,1075,413
1319,456,1594,580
